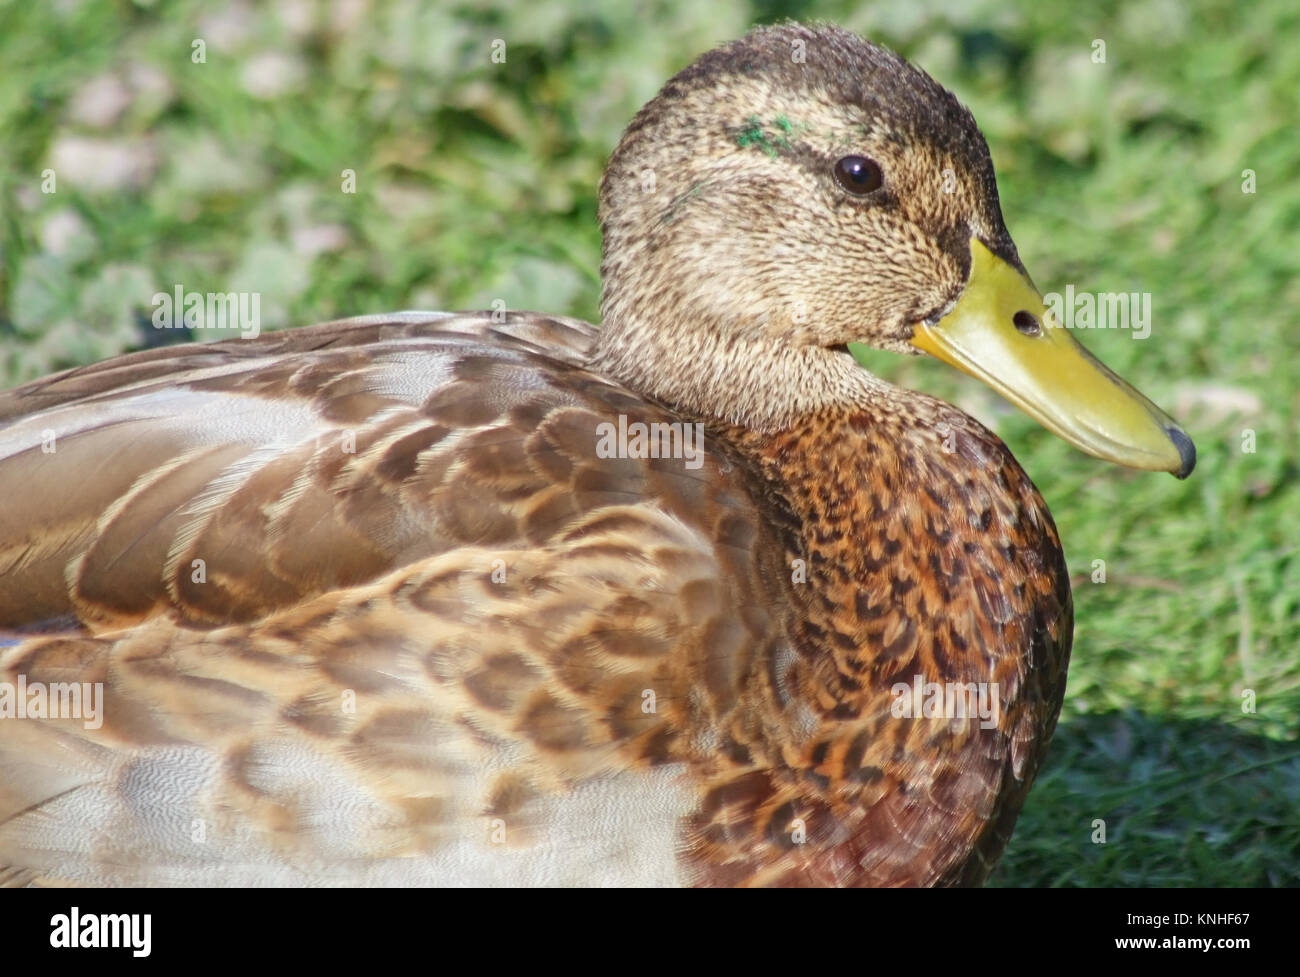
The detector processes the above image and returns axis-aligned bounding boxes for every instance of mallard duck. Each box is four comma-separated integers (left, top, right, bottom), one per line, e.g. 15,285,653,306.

0,23,1192,887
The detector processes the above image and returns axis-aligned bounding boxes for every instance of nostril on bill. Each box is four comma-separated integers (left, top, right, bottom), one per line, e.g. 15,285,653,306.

1012,310,1042,336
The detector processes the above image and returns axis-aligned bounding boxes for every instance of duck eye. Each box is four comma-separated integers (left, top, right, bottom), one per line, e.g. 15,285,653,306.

834,155,883,195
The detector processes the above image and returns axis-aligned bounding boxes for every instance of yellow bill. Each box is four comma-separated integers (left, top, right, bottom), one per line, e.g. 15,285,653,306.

911,239,1195,478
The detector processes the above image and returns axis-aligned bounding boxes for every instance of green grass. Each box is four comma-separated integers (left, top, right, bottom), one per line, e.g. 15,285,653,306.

1,0,1297,885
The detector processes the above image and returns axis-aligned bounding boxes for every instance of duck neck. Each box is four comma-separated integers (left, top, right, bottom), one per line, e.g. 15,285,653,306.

588,317,885,432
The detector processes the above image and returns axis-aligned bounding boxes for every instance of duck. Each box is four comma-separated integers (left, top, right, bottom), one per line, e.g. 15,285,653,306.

0,22,1193,887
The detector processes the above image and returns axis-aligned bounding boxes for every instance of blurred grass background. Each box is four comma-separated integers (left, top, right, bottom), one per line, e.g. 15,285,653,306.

0,0,1297,885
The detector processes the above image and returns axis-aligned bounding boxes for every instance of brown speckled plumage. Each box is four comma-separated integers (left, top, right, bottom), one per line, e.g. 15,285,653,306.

681,403,1071,886
1,24,1077,886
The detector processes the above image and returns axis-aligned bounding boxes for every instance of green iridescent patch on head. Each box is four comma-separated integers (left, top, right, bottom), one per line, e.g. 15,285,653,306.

734,115,806,156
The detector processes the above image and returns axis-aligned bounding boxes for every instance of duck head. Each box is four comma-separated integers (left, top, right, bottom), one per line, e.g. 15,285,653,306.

592,22,1193,477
